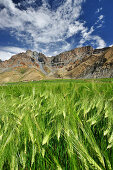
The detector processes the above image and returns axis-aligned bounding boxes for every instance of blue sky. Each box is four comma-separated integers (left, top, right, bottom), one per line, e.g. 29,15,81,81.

0,0,113,60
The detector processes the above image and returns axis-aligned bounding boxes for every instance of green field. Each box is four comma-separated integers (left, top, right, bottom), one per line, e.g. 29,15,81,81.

0,79,113,169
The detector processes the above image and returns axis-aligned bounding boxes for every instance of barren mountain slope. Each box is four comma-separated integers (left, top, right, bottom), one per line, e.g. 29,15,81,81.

0,46,113,82
55,46,113,79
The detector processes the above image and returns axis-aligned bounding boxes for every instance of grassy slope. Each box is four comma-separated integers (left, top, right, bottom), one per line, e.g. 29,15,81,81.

0,79,113,169
0,67,45,83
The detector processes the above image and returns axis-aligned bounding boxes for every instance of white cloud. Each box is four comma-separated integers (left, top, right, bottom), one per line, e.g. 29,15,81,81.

93,36,106,49
68,21,85,37
98,15,104,20
79,26,106,48
109,44,113,47
95,7,102,13
94,14,104,29
0,0,106,56
0,51,15,61
0,0,85,41
0,47,26,61
26,0,36,4
0,0,16,11
96,24,103,28
0,0,86,55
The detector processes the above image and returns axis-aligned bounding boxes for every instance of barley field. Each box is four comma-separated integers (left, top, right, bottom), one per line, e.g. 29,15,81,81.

0,79,113,170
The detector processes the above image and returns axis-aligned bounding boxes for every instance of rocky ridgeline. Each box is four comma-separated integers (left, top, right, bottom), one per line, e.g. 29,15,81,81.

0,46,109,69
0,45,113,79
64,46,113,79
0,52,37,69
50,46,94,66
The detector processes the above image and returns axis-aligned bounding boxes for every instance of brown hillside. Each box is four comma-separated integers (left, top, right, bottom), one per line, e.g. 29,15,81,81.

0,46,113,82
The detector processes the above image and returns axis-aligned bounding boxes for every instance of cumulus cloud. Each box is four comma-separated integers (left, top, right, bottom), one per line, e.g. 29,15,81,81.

0,47,26,61
0,0,16,11
0,0,106,57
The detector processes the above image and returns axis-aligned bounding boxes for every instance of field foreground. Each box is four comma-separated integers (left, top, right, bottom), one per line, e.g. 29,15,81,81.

0,79,113,169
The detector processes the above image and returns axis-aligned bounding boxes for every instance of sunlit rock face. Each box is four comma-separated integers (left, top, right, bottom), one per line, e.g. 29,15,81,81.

50,46,94,66
0,46,113,81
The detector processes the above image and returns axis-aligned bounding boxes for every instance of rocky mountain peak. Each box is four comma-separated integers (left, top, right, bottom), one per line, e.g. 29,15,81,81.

26,50,33,57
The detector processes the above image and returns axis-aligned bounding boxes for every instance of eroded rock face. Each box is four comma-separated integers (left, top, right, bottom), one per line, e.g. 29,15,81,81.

93,47,110,54
0,46,113,80
0,52,41,74
50,46,94,66
26,50,33,57
64,46,113,79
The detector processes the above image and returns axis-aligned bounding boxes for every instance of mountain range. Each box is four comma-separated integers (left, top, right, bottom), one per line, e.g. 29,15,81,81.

0,45,113,83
